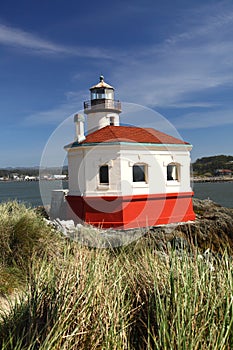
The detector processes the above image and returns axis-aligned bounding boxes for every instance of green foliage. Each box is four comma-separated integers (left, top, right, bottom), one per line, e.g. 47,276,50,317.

193,155,233,175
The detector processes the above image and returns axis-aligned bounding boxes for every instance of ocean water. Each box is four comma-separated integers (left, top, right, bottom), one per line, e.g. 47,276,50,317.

193,181,233,209
0,180,68,207
0,180,232,208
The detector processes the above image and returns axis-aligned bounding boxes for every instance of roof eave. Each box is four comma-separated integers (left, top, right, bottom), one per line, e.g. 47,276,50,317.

65,141,192,150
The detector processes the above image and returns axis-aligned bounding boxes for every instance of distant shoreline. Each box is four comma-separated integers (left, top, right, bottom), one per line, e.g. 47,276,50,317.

0,178,68,182
193,177,233,183
1,177,233,184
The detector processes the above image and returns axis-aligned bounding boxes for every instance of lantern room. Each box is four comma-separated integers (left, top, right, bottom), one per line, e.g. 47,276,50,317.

90,75,114,101
84,75,121,115
83,76,122,133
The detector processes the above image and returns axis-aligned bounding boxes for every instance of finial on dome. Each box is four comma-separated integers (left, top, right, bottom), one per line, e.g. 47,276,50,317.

99,75,104,82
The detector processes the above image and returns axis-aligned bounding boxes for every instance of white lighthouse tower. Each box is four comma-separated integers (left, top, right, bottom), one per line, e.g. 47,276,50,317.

84,74,121,132
64,76,195,229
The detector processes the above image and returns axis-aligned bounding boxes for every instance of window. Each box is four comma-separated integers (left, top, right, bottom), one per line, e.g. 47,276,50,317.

99,165,109,184
167,163,179,181
91,89,114,100
133,164,146,182
109,116,115,126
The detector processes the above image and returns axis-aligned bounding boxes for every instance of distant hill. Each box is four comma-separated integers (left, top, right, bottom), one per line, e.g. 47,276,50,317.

192,155,233,175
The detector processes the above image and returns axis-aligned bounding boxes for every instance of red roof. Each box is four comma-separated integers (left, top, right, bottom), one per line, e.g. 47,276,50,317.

80,125,189,145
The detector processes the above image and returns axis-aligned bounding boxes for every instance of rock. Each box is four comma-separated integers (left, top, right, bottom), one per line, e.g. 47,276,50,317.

163,198,233,253
43,198,233,253
53,218,76,236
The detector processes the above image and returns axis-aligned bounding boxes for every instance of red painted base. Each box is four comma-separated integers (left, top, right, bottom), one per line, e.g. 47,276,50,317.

66,192,195,230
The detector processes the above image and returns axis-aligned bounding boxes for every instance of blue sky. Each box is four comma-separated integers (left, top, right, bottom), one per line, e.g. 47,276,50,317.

0,0,233,166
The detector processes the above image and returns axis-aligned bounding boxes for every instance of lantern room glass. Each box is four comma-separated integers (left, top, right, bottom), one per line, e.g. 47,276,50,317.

91,88,114,100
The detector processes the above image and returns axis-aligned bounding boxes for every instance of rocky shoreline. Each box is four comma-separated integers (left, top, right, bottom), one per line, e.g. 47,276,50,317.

193,176,233,183
152,198,233,253
42,198,233,252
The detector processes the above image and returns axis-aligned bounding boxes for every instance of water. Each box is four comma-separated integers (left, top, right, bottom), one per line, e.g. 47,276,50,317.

193,182,233,208
0,180,232,208
0,181,68,207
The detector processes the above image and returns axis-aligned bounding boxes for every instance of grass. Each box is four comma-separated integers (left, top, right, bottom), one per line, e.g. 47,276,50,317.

0,201,62,295
0,201,233,349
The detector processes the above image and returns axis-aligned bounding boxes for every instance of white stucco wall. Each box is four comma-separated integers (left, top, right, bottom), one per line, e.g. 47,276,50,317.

119,147,192,195
87,112,119,133
68,146,121,196
67,143,193,197
68,150,85,195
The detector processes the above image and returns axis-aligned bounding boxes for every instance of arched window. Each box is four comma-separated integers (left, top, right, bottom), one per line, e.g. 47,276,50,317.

133,164,147,182
99,165,109,184
167,163,180,181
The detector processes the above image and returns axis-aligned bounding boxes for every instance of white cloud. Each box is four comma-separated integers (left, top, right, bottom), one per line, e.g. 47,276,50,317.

167,102,219,108
24,101,81,126
173,109,233,130
0,23,112,58
111,3,233,108
21,2,233,130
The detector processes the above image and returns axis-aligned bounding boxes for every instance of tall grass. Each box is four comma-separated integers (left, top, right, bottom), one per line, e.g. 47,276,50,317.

0,247,132,349
126,248,233,349
0,202,233,349
0,201,62,295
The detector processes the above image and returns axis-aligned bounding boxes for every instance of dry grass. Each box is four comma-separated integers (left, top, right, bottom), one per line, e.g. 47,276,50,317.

0,201,62,295
0,202,233,349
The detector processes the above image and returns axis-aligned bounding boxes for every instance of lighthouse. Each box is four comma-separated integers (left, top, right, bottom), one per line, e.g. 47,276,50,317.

64,76,195,229
84,74,121,132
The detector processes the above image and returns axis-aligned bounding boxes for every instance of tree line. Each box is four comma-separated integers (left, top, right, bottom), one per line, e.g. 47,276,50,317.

192,155,233,175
